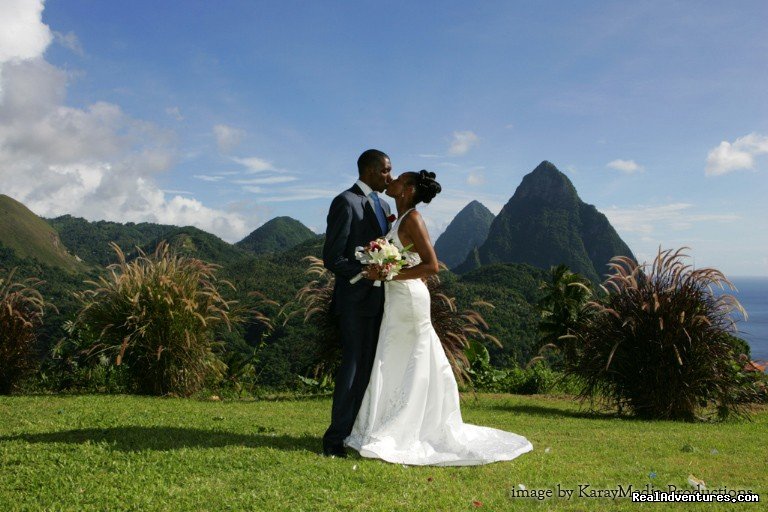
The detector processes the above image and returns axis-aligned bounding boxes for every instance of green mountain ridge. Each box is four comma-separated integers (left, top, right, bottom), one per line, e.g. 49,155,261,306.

433,200,495,269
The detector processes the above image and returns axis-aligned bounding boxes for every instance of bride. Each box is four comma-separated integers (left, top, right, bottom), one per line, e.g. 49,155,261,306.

344,170,533,466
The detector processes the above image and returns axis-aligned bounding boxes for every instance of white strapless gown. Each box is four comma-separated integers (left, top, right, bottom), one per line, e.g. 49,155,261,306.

344,210,533,465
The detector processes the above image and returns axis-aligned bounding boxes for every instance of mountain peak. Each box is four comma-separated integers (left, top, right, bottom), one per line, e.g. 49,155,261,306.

464,161,633,281
514,160,578,206
531,160,559,173
236,216,317,254
434,200,495,269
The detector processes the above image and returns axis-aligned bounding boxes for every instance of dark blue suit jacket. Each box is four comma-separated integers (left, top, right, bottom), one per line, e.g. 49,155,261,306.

323,183,392,316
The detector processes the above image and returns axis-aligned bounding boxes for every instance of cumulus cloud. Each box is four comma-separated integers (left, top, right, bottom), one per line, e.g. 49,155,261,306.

0,2,253,243
606,159,643,174
213,124,244,153
0,0,51,65
448,131,479,156
705,133,768,176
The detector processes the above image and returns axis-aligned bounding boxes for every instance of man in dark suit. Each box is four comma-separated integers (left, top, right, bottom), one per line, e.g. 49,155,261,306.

321,149,393,457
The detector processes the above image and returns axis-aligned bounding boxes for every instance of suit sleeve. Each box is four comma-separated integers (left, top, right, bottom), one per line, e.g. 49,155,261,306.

323,195,363,279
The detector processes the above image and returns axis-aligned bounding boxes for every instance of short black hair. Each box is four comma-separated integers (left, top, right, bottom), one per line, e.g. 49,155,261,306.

357,149,389,176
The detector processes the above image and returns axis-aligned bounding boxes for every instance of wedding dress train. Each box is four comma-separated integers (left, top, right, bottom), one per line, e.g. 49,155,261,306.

344,210,533,466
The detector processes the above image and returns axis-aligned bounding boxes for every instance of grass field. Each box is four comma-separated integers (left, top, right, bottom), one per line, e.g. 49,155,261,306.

0,393,765,511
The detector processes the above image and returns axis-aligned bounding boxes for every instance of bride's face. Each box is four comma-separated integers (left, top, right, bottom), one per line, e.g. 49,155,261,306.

385,174,412,198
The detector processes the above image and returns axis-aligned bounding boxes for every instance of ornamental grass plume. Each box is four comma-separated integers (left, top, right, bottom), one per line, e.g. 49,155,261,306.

296,257,499,385
570,247,761,421
74,241,238,396
0,268,53,394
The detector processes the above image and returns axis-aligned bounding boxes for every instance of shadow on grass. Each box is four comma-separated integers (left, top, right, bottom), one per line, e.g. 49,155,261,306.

0,426,322,453
489,403,623,421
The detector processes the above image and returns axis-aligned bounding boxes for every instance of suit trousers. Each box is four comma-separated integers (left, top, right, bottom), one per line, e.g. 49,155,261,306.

323,307,383,449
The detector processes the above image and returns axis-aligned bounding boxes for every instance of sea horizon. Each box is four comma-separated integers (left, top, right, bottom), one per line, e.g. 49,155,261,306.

728,276,768,362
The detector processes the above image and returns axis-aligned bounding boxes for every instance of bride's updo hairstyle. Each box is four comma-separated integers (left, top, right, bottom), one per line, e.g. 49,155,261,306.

407,170,442,205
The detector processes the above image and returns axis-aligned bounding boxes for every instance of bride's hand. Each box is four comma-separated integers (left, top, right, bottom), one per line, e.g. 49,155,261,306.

364,264,386,280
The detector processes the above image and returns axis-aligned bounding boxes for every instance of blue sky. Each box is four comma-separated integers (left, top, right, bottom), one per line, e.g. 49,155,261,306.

1,0,766,275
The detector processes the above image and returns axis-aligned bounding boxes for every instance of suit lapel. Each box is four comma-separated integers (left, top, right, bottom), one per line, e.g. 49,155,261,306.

351,184,385,236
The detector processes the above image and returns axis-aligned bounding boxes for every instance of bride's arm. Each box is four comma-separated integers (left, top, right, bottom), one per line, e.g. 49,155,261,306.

391,210,439,281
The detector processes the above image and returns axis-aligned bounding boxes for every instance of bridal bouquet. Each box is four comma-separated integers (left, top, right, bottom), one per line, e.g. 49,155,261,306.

349,238,412,287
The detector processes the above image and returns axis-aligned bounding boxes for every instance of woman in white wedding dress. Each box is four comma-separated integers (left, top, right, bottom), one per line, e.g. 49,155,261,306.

344,170,533,466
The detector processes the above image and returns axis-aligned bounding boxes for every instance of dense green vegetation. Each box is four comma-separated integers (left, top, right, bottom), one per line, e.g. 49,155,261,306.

1,394,765,511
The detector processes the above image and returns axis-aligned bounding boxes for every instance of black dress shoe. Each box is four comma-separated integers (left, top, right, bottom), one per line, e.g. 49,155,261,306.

323,445,348,458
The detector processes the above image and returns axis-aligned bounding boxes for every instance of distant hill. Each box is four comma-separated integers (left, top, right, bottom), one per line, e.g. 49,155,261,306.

459,161,634,282
236,216,317,255
47,215,175,266
47,215,251,267
0,194,87,273
434,200,495,269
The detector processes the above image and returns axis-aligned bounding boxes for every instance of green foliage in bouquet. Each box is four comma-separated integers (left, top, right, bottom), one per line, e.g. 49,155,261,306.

0,268,53,394
71,241,238,396
570,247,762,421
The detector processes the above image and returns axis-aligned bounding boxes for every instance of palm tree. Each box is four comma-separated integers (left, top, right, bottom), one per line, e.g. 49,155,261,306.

535,264,592,366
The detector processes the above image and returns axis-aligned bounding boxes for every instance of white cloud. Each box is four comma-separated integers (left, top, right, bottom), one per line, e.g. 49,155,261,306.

0,0,51,65
606,159,643,174
213,124,244,153
0,3,255,244
193,174,224,182
467,171,485,186
53,31,83,56
705,133,768,176
448,131,479,156
233,176,298,185
232,156,277,173
255,187,338,202
603,203,739,235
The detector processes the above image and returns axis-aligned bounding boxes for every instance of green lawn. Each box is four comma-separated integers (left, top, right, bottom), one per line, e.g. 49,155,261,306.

0,394,765,511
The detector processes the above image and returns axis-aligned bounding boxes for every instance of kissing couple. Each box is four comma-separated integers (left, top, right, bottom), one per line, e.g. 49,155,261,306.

321,149,533,466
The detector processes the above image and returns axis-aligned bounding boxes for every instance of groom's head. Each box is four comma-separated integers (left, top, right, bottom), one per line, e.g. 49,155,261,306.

358,149,392,193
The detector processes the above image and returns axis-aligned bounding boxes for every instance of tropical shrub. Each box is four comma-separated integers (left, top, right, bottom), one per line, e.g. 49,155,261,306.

72,242,238,396
570,248,759,420
0,268,51,394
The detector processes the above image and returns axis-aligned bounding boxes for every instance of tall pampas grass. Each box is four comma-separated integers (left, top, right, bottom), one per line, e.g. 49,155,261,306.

571,247,760,420
73,242,238,396
0,268,52,394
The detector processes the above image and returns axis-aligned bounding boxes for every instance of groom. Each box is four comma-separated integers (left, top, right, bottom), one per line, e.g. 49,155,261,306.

321,149,393,457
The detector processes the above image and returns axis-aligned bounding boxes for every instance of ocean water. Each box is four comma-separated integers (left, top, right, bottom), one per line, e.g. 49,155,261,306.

729,277,768,361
